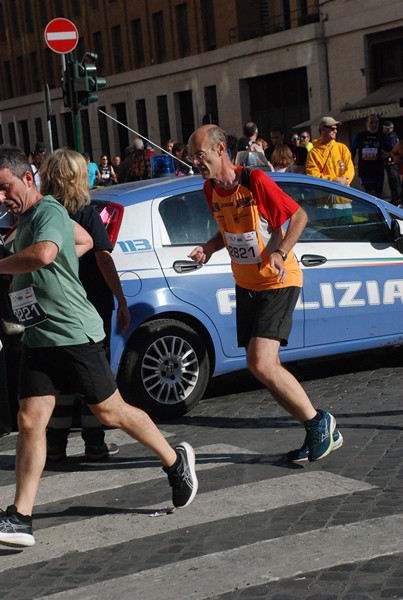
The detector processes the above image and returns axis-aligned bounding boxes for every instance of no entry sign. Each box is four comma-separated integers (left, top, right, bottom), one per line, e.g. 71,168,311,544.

44,18,79,54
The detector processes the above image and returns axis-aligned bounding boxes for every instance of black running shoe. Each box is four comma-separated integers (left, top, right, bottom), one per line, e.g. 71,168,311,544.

163,442,198,508
0,505,35,547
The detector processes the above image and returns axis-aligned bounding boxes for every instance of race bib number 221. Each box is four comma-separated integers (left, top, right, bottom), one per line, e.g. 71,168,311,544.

9,286,48,328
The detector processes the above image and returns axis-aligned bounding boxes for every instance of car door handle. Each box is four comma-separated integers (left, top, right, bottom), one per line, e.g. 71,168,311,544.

301,254,327,267
173,260,203,273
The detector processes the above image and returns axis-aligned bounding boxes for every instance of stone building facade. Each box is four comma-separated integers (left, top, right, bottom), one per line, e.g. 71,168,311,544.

0,0,401,159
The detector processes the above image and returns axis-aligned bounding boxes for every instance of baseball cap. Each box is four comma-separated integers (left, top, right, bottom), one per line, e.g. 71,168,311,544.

382,120,394,129
319,116,341,129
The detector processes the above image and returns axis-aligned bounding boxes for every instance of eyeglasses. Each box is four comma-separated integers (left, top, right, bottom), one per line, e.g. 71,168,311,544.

300,135,308,139
323,126,338,131
291,137,300,142
188,146,215,162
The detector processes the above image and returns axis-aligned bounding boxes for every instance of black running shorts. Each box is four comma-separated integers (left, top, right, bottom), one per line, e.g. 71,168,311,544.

236,285,300,348
18,342,118,405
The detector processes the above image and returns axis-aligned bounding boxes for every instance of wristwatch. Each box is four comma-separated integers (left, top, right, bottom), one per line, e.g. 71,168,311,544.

274,249,287,261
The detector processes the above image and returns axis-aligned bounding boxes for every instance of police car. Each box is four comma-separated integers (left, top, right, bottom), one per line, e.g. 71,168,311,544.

91,172,403,419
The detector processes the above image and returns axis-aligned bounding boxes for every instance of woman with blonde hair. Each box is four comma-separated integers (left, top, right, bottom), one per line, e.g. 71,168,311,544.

40,148,130,462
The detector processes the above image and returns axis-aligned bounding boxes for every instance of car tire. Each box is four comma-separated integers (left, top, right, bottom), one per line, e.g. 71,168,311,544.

119,318,210,419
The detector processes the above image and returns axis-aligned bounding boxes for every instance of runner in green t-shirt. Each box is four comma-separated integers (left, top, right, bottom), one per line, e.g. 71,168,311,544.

0,146,198,548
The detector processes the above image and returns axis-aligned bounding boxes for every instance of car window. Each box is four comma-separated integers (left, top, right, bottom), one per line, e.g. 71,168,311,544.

278,182,391,243
159,190,218,245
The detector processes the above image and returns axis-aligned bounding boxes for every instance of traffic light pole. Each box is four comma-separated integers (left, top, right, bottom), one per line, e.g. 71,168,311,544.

65,53,82,153
61,51,105,153
72,107,82,154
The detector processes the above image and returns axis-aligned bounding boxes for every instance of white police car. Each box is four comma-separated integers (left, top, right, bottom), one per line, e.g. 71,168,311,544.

91,172,403,419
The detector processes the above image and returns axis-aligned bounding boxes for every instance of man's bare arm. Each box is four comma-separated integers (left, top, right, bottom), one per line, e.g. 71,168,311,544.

188,231,224,265
0,241,59,275
74,222,94,258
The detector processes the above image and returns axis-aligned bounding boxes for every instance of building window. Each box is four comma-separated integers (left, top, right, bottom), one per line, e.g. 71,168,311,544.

113,103,129,156
157,95,170,147
176,3,190,58
0,4,5,39
8,122,16,146
81,110,93,158
97,107,110,158
18,120,30,157
76,38,85,63
204,85,219,125
0,125,3,145
54,0,64,14
111,25,124,73
30,52,41,93
71,0,81,17
93,32,104,73
367,28,403,89
136,99,148,138
39,2,48,28
175,90,195,142
35,117,43,144
131,18,145,69
24,1,34,34
16,57,26,96
44,49,55,89
3,61,13,100
63,112,74,150
10,1,20,38
50,115,59,150
153,11,166,63
201,0,216,50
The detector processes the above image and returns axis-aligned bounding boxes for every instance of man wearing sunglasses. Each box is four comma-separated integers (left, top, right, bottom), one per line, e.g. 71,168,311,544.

299,131,313,152
305,116,354,185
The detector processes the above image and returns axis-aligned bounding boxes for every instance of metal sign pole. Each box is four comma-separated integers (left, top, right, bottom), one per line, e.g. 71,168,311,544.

43,84,54,153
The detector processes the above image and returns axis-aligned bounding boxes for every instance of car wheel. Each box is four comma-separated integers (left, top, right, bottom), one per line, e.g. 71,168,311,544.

119,318,210,419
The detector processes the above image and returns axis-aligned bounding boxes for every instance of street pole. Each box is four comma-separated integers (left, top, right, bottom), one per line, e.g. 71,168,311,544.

73,108,82,153
43,84,54,153
65,52,82,153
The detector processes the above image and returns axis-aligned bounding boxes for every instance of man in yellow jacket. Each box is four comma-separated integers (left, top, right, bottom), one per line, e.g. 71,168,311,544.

306,116,355,185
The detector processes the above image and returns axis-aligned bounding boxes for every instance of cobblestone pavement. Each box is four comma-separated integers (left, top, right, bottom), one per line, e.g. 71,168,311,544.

0,348,402,599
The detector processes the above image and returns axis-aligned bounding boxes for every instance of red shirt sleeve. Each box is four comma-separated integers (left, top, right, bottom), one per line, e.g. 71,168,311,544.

249,170,300,229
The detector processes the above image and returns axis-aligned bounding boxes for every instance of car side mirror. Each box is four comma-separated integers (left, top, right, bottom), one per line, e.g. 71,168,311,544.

391,219,403,254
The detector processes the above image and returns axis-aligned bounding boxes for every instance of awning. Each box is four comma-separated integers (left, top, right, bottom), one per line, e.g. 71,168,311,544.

292,81,403,129
292,108,345,130
339,81,403,121
381,105,403,119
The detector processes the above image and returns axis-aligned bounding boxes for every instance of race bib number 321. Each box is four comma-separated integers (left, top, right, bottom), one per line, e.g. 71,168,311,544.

9,286,48,328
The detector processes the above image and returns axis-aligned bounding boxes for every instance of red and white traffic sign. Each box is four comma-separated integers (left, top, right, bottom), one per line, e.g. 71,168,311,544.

44,18,79,54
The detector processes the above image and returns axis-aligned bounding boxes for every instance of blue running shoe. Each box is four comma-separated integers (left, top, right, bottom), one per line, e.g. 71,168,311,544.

304,409,336,462
287,429,343,463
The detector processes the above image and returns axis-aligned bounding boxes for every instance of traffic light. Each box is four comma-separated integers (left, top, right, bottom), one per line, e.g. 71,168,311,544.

61,60,77,110
74,60,106,107
61,54,106,111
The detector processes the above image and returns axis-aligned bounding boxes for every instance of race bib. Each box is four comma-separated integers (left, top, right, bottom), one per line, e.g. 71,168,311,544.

9,286,48,328
224,230,261,264
362,147,378,160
